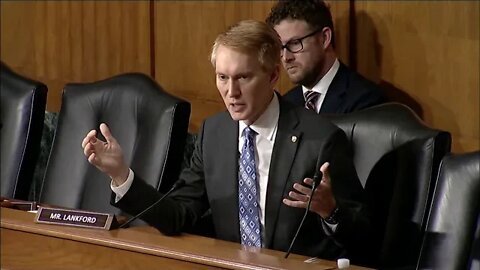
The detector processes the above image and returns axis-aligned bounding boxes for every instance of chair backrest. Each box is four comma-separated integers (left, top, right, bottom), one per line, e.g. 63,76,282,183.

417,151,480,270
325,102,451,268
468,219,480,270
1,62,47,200
39,73,190,213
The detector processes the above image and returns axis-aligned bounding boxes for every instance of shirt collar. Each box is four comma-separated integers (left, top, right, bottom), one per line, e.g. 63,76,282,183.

302,58,340,95
239,93,279,142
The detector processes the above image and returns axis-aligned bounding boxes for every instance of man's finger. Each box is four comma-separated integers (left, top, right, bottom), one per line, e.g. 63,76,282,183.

320,162,330,185
283,198,307,209
303,178,314,186
293,182,312,195
87,153,97,165
84,143,94,157
81,130,97,148
100,123,115,144
288,191,309,202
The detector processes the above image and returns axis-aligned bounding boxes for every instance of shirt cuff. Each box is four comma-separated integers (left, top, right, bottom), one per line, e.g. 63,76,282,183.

111,169,134,203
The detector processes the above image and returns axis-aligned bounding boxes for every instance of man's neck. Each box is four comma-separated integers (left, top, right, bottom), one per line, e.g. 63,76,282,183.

306,51,337,89
243,92,276,126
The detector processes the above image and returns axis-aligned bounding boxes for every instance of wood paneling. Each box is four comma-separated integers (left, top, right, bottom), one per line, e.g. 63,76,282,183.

1,1,478,151
328,1,351,64
353,1,479,152
0,1,151,112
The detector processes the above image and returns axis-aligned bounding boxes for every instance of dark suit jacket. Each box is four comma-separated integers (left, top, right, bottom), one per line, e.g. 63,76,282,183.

283,62,385,113
114,97,374,264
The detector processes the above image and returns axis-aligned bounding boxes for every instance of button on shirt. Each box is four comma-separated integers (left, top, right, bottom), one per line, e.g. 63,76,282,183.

302,58,340,113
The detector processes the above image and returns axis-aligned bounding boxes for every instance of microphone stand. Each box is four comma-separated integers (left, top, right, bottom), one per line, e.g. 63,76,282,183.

119,180,185,228
284,181,317,258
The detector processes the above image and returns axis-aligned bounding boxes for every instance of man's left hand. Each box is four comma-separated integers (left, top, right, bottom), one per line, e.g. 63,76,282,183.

283,162,337,218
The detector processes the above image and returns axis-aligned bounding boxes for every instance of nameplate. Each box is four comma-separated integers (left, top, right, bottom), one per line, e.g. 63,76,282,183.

35,207,117,230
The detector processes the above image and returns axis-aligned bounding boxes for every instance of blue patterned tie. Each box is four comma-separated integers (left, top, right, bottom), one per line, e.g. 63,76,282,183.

238,126,261,247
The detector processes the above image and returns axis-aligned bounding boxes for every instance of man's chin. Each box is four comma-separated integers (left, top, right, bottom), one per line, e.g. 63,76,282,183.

228,110,258,125
228,111,246,122
287,73,304,85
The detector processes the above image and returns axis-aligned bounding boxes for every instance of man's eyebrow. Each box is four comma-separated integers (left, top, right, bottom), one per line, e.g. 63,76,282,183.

283,36,302,45
233,72,253,78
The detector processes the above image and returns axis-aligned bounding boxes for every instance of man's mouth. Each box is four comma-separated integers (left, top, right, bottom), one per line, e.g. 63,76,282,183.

286,65,297,71
229,103,246,112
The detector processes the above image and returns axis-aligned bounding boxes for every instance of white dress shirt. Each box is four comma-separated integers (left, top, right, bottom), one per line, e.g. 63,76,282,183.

302,58,340,113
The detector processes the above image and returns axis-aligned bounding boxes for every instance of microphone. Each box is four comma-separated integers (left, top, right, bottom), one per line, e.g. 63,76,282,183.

284,157,324,259
119,179,186,228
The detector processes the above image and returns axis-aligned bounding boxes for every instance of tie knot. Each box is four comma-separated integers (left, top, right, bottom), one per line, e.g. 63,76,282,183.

244,126,257,139
304,91,320,111
304,90,320,102
243,127,257,149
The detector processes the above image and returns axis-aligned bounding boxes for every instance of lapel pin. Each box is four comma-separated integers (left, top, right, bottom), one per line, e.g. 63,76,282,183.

291,136,297,143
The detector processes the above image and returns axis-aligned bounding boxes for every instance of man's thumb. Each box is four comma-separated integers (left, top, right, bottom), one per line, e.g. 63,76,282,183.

99,123,114,144
320,162,330,184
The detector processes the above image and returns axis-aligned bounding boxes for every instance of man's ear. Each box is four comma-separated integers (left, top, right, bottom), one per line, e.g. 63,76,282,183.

270,65,280,85
321,27,332,50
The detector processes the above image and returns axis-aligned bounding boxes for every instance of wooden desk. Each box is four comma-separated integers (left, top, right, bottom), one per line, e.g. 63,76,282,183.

1,208,370,270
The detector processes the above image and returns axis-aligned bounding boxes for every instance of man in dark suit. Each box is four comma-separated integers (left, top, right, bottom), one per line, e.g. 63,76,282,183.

82,20,374,265
266,0,385,114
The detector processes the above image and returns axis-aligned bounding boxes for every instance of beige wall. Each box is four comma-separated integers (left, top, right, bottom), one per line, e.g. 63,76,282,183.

1,1,478,152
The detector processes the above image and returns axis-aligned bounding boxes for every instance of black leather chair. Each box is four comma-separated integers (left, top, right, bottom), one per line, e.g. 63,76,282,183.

1,62,47,200
325,102,451,268
468,219,480,270
39,73,190,214
417,151,480,270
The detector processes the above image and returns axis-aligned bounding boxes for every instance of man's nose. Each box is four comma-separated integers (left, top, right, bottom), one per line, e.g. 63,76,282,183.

228,80,241,97
281,48,294,62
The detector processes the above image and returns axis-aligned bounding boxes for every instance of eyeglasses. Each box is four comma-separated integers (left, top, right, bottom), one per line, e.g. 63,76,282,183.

281,29,321,54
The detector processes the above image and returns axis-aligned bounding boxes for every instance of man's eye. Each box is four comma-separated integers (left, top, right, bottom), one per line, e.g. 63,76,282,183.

289,40,301,46
218,75,227,80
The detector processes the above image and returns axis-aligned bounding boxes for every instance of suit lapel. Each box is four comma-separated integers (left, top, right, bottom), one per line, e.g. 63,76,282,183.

320,62,348,113
289,85,305,106
264,101,302,247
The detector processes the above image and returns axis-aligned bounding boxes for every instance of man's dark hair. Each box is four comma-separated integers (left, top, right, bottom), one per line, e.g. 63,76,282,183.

266,0,335,48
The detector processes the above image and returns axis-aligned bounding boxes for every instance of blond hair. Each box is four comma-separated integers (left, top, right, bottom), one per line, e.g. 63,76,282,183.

210,20,281,72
